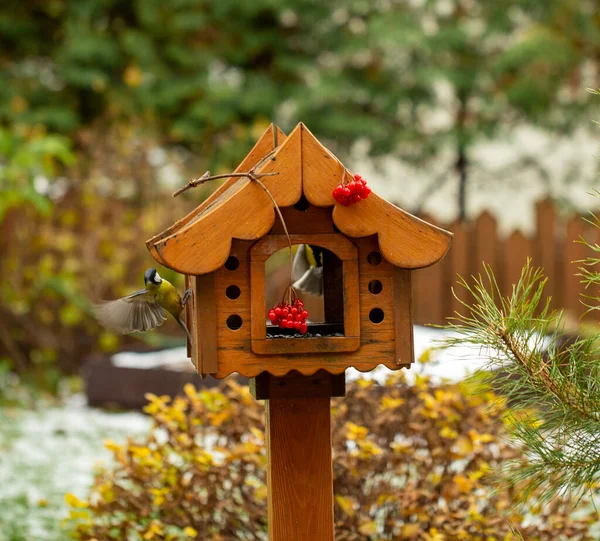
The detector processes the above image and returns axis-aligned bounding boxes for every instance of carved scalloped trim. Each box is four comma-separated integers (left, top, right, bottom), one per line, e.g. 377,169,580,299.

204,361,411,379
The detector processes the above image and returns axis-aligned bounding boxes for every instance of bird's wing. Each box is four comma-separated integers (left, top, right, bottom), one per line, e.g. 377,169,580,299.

93,290,167,334
291,244,311,282
292,266,324,297
291,245,324,296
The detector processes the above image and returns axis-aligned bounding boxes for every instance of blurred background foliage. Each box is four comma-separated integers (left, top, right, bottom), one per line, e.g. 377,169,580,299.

67,374,598,540
1,0,600,386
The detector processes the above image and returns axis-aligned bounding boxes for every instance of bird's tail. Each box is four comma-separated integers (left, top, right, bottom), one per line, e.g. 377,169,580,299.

177,316,193,344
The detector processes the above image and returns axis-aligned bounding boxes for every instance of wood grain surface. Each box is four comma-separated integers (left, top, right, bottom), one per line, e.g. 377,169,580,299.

250,369,345,400
148,125,303,275
148,121,452,275
146,123,286,251
266,395,335,541
207,236,409,378
193,273,218,375
249,234,360,355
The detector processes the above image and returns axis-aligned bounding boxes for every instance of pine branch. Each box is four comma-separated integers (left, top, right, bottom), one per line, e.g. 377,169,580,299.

443,258,600,504
496,325,600,424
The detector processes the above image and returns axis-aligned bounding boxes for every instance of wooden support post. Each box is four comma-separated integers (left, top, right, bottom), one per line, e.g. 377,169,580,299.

250,370,344,541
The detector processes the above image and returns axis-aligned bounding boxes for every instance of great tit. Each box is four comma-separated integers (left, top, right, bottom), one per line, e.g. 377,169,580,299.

94,268,192,342
291,244,324,297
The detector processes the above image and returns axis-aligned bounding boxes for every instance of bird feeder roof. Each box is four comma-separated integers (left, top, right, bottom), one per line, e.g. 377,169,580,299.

146,123,452,275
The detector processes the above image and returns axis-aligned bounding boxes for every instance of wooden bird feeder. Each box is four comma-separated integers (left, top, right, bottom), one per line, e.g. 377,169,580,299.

146,123,452,540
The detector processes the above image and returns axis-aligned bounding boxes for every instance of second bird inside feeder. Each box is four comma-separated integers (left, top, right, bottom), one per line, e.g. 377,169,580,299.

265,244,346,337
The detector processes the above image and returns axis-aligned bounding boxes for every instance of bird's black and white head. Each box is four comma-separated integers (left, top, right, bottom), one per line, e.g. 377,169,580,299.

144,268,162,286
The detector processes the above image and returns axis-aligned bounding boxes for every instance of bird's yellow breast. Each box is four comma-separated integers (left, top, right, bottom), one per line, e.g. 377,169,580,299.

148,280,182,318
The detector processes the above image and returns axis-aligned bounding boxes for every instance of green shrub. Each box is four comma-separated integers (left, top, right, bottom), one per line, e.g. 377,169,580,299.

0,122,198,382
67,373,596,540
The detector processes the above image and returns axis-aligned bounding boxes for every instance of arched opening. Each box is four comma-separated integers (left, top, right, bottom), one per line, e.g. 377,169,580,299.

265,244,345,337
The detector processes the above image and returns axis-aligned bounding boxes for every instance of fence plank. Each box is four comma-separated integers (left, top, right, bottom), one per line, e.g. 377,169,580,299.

473,212,498,277
535,199,558,308
504,231,533,296
446,221,471,320
564,217,586,318
410,205,600,326
412,215,445,325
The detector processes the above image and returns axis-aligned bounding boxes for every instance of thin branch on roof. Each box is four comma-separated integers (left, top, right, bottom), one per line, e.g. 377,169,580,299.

172,170,279,198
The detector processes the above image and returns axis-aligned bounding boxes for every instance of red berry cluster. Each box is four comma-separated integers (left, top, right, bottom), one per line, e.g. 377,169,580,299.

268,298,309,334
332,174,371,206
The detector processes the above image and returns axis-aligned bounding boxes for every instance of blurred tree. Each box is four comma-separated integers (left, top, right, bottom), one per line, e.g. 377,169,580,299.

0,1,596,218
440,88,600,507
299,0,594,219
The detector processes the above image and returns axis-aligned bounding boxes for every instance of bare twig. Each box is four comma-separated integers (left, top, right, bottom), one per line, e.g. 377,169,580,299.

172,171,278,198
172,146,295,286
249,173,294,282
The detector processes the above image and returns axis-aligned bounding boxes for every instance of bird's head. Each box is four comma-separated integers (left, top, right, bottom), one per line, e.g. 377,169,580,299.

144,268,163,286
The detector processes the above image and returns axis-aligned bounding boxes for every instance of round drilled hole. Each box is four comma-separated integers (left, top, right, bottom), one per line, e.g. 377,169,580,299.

225,256,239,271
226,314,242,330
369,308,384,324
225,285,241,300
294,195,310,211
367,251,382,266
368,279,383,295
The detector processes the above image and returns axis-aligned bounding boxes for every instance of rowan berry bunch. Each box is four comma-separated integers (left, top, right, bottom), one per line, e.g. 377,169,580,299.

268,297,309,334
332,173,371,206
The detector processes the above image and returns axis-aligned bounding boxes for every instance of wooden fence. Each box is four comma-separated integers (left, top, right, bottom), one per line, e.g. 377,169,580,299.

413,200,600,326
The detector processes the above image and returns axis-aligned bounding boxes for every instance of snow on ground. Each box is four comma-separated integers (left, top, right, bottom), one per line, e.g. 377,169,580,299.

111,327,488,382
0,394,150,541
348,325,489,384
0,326,487,541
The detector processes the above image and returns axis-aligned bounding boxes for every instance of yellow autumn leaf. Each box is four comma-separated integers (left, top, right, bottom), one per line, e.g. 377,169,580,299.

359,520,377,535
380,396,405,410
143,520,164,540
414,373,430,390
183,383,197,399
454,435,474,456
440,426,458,439
376,493,397,505
453,474,474,494
130,445,151,458
401,523,421,538
254,485,268,501
335,495,356,517
346,422,368,440
418,347,434,364
183,526,198,538
390,441,411,454
65,493,88,509
68,509,90,520
356,439,384,457
425,527,446,541
98,482,115,503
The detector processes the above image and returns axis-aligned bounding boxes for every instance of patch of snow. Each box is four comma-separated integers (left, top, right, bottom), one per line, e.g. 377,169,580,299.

348,325,490,384
112,347,190,369
0,395,150,541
